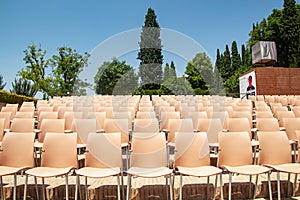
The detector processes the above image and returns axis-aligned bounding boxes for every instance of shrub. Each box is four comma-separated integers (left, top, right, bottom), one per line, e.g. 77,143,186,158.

0,90,37,105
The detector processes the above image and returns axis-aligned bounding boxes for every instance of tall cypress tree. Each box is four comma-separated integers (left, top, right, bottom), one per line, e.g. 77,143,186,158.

169,61,177,79
282,0,300,67
223,44,232,79
231,41,241,71
163,63,170,82
137,8,163,89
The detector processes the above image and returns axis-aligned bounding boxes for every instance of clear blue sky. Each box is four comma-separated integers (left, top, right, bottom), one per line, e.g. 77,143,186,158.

0,0,292,92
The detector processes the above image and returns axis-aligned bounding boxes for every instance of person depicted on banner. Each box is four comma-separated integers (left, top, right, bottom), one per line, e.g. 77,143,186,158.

246,75,255,99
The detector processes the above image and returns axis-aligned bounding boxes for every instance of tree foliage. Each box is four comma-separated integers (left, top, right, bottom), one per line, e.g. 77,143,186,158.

94,58,138,95
137,8,163,89
50,46,90,96
231,41,241,72
185,52,213,93
10,78,38,97
0,74,6,90
18,44,90,98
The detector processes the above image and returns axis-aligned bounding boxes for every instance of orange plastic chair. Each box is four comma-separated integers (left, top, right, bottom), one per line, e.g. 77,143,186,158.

0,132,35,200
75,132,123,200
24,133,78,200
218,132,272,200
174,132,223,200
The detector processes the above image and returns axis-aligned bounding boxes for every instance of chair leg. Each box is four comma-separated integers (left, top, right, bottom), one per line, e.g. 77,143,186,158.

277,172,281,200
228,173,232,200
0,176,4,200
169,175,173,200
268,172,272,200
206,176,210,200
287,173,291,197
42,177,45,200
253,174,259,199
219,173,224,200
126,174,131,200
121,172,125,200
165,175,169,200
249,175,252,199
117,175,121,200
293,174,298,197
23,174,28,200
65,174,69,200
85,176,88,200
34,176,40,200
213,175,218,200
75,175,79,200
179,174,183,200
13,173,17,200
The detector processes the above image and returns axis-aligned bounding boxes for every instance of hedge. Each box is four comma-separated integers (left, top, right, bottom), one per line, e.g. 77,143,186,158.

0,90,37,105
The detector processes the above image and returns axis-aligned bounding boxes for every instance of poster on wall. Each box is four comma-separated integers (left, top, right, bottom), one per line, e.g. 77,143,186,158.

239,70,256,99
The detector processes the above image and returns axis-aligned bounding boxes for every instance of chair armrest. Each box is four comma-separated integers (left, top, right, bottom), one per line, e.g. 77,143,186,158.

96,129,105,133
64,130,73,133
162,129,170,133
222,129,229,132
280,127,286,131
4,129,10,133
251,128,257,132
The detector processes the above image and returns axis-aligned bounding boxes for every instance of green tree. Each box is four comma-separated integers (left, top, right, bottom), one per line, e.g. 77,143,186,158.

162,76,194,95
223,45,232,78
137,8,163,89
10,78,38,97
50,46,90,96
184,52,213,93
282,0,300,67
211,49,225,95
0,74,6,90
18,45,50,98
163,63,170,81
169,61,177,79
231,41,241,71
94,58,138,95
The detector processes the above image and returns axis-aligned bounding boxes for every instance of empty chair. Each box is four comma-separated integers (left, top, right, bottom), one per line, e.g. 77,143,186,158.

276,111,295,127
24,133,78,200
1,107,17,120
165,118,194,143
256,118,281,132
136,111,156,119
74,118,97,144
64,111,83,132
226,118,252,139
282,118,300,141
255,111,274,118
19,106,35,112
0,132,35,200
160,111,180,131
126,132,173,200
75,132,123,200
0,112,11,129
197,118,224,145
174,132,223,200
0,119,4,142
10,118,35,133
232,111,253,128
188,111,208,130
103,118,130,146
14,111,34,118
258,131,300,199
218,132,272,200
86,112,106,130
133,118,159,133
38,119,65,143
57,106,73,119
37,111,58,129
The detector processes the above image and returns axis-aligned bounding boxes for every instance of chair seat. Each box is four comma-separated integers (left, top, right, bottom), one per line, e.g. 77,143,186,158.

127,167,172,178
222,165,271,176
0,166,29,176
266,163,300,174
76,167,121,178
25,167,73,178
177,166,222,177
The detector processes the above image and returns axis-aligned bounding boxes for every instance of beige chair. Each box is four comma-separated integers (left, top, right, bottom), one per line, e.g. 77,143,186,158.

174,132,223,200
160,111,180,131
188,111,208,130
165,118,194,143
126,132,173,200
282,118,300,141
103,118,130,146
197,118,224,145
10,118,35,133
0,112,11,130
255,110,274,118
258,131,300,199
256,118,281,132
218,132,272,200
276,111,295,127
136,111,156,119
86,112,106,130
38,119,65,143
24,133,78,200
74,118,97,145
0,132,35,200
14,111,34,119
19,106,35,112
75,132,123,200
226,118,252,139
1,107,17,120
37,111,58,129
0,119,5,142
64,111,83,132
133,118,159,133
